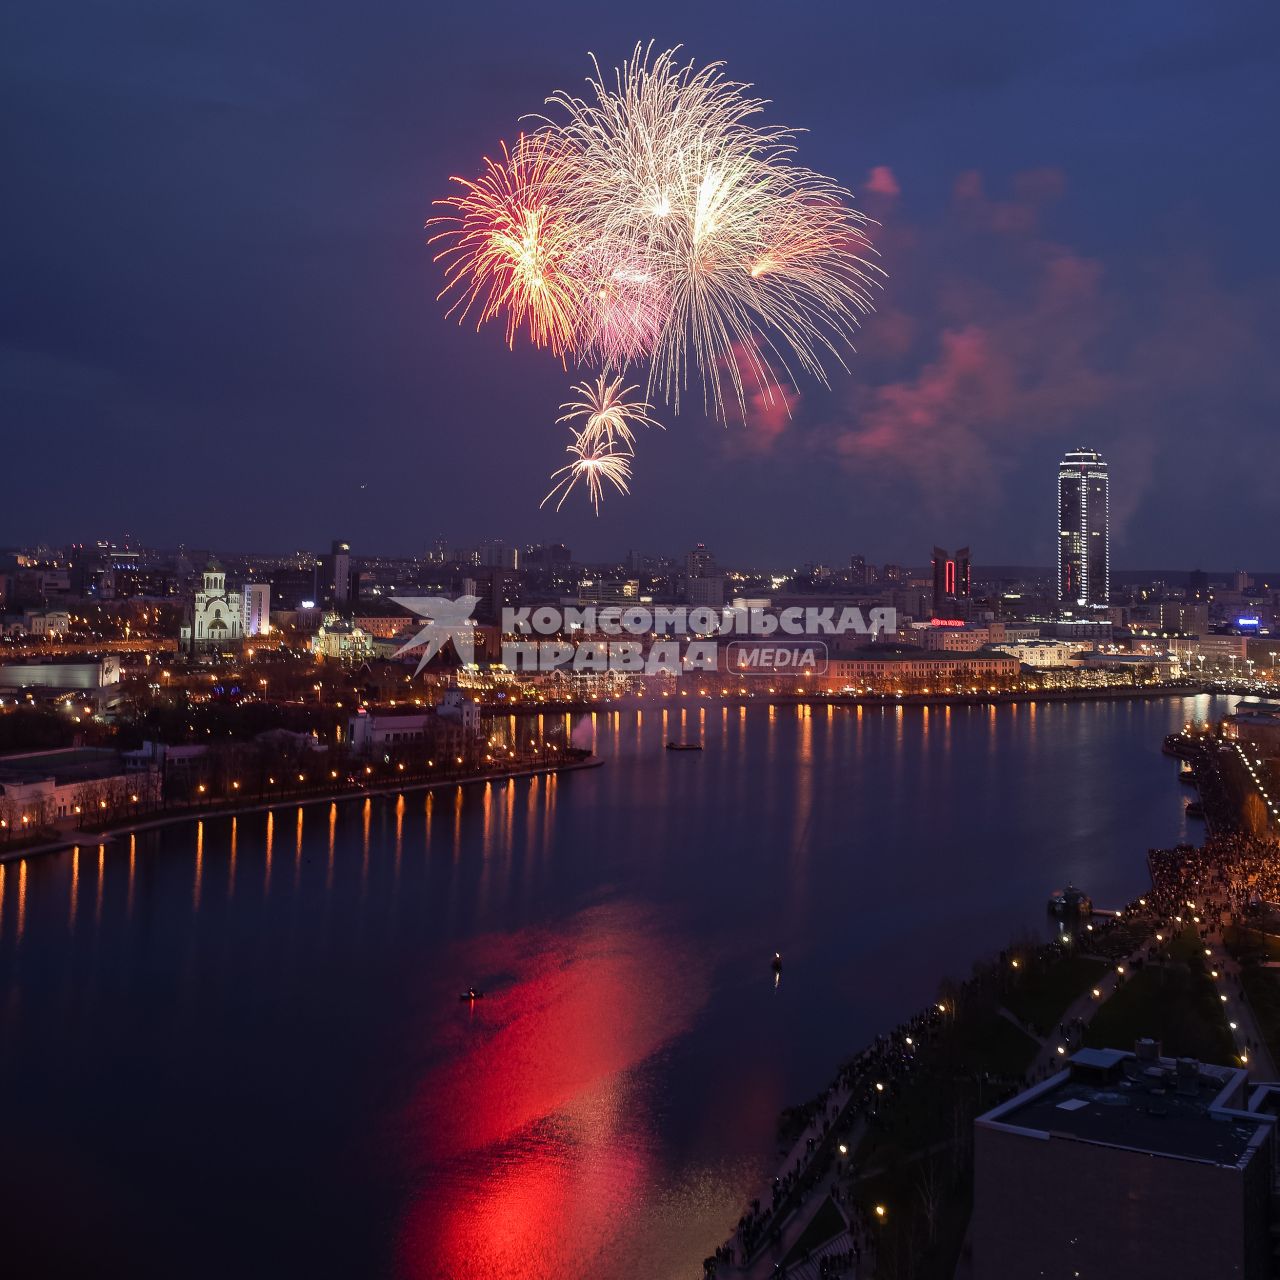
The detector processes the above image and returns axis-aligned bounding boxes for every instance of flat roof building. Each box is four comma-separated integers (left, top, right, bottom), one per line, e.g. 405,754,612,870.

824,645,1020,693
974,1044,1274,1279
0,747,159,827
1223,708,1280,758
0,656,119,690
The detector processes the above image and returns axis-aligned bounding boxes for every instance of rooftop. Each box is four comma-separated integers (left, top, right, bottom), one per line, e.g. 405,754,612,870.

0,747,132,787
839,644,1017,664
978,1047,1268,1168
1227,710,1280,726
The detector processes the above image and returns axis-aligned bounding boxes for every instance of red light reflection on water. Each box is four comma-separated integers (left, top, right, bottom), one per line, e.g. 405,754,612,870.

395,904,708,1280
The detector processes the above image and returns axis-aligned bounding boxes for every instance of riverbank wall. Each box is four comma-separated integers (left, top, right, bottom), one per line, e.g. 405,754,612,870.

0,755,604,864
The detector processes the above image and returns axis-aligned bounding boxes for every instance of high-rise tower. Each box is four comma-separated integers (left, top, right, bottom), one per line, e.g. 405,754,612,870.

1057,448,1109,607
931,546,971,621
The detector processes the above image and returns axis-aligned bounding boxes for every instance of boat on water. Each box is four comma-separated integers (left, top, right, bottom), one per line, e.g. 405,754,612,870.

459,987,485,1002
1048,883,1093,918
1179,767,1197,785
771,951,783,973
666,740,703,752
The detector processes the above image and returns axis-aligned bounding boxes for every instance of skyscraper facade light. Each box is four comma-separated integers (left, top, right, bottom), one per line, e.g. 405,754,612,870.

931,546,971,622
1057,448,1109,608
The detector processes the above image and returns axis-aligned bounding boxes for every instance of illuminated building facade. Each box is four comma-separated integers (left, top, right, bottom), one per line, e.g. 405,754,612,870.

241,582,271,637
1058,448,1109,607
931,546,971,622
686,543,716,578
319,540,353,608
180,560,243,652
825,648,1018,692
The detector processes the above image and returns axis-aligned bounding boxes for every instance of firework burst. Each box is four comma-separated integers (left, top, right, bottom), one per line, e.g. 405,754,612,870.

428,43,882,509
429,133,582,357
541,435,634,513
556,374,662,452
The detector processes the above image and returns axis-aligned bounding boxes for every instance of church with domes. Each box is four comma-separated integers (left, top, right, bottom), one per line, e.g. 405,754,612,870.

180,559,243,653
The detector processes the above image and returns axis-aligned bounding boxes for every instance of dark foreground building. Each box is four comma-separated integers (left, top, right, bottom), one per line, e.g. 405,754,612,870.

974,1043,1274,1279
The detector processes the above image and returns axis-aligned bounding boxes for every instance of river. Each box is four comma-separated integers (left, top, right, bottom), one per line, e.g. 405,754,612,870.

0,695,1230,1278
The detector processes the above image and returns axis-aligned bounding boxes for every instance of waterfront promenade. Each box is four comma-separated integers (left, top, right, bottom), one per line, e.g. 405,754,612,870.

507,682,1197,718
708,803,1280,1277
0,753,603,863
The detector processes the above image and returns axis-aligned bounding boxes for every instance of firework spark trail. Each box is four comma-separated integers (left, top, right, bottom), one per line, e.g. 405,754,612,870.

428,43,883,510
428,134,583,357
577,249,669,366
555,374,662,452
540,436,634,513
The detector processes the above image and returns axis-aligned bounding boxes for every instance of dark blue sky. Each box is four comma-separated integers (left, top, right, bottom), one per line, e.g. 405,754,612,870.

3,1,1277,567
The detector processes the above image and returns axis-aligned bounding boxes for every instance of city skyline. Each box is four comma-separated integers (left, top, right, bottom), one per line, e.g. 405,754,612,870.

4,536,1279,584
3,522,1278,584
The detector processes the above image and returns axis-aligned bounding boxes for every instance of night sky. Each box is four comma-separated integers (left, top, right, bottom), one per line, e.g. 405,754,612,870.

3,1,1277,567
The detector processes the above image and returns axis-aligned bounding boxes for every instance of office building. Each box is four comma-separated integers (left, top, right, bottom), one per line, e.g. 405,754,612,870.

921,621,1038,652
242,583,271,637
825,647,1018,692
526,543,572,572
931,546,971,622
477,540,519,570
686,576,726,609
577,579,641,605
0,656,120,692
320,540,353,608
686,544,717,579
1057,447,1110,607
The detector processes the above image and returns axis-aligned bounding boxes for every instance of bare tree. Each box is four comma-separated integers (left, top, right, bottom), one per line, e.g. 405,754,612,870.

915,1151,944,1245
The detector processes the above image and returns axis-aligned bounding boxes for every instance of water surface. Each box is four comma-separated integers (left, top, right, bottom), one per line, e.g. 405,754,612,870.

0,696,1224,1278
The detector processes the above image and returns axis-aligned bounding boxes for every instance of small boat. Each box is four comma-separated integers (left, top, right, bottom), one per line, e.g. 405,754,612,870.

1048,883,1092,918
666,740,703,751
459,987,485,1002
771,951,783,974
1179,768,1197,785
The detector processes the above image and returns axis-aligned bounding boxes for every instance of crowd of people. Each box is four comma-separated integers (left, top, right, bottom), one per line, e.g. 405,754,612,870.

707,730,1280,1278
708,1002,953,1275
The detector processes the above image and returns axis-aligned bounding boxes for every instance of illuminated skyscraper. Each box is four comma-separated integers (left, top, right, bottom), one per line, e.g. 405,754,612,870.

931,546,971,621
1057,448,1109,607
320,540,352,607
686,543,716,578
